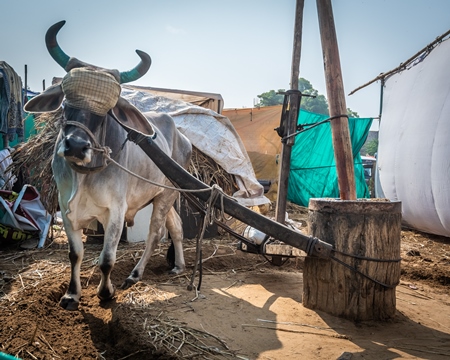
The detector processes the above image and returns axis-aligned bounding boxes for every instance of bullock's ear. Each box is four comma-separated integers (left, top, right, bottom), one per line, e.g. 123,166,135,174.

111,97,156,136
24,84,64,113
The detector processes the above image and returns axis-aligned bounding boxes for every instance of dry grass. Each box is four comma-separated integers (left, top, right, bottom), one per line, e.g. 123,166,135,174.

6,110,62,215
188,146,238,197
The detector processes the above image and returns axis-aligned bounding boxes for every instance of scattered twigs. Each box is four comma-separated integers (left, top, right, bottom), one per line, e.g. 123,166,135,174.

190,285,200,302
25,350,38,360
395,345,450,357
30,321,39,344
241,323,351,340
142,313,239,358
397,285,433,300
224,280,241,290
202,244,219,262
257,318,338,331
39,334,59,358
18,274,25,289
116,349,148,360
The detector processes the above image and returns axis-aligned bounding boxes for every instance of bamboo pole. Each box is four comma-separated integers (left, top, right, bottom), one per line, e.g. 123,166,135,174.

316,0,356,200
275,0,305,223
349,28,450,96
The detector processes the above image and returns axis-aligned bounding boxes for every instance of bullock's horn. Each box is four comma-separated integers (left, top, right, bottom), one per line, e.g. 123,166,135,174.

45,20,70,70
119,50,152,84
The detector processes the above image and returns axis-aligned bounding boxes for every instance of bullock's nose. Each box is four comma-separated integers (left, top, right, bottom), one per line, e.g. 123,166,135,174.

64,135,91,160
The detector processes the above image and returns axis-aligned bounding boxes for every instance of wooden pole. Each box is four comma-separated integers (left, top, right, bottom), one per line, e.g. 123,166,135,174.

275,0,305,223
316,0,356,200
24,64,28,103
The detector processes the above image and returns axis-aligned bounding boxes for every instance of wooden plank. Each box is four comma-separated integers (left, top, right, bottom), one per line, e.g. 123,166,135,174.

265,243,306,257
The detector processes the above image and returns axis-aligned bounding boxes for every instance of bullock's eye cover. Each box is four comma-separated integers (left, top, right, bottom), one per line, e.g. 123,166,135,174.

62,68,121,116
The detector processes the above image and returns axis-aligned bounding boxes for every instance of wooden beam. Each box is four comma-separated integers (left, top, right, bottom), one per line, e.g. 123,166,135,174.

316,0,356,200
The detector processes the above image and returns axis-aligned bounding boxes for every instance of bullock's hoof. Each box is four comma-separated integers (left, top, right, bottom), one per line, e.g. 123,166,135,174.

97,284,116,301
169,266,185,275
121,278,137,290
59,296,79,311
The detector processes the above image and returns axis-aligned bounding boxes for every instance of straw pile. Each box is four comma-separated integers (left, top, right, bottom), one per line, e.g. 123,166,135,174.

6,110,238,217
188,145,238,197
7,109,62,215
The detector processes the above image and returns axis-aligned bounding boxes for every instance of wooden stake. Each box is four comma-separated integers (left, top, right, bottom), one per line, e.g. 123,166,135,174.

316,0,356,200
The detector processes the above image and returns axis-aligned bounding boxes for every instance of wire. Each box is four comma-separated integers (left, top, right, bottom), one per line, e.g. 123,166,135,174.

282,114,349,142
330,255,399,289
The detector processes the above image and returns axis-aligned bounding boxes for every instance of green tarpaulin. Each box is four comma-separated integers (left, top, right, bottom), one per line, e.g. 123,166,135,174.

287,110,372,206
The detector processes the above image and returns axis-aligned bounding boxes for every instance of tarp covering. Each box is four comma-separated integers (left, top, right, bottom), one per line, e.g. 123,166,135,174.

224,106,282,185
376,36,450,237
123,85,224,114
120,88,269,207
288,110,372,206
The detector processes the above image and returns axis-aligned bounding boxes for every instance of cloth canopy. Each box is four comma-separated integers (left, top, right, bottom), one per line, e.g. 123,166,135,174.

375,36,450,237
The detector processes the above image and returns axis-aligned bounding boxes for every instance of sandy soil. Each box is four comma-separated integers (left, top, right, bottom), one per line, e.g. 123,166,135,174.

0,207,449,360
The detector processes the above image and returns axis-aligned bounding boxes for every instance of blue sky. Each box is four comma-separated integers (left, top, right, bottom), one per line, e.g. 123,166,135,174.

2,0,450,118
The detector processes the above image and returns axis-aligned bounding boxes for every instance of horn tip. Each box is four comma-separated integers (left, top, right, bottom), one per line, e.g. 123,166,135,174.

135,50,152,64
45,20,67,46
48,20,66,33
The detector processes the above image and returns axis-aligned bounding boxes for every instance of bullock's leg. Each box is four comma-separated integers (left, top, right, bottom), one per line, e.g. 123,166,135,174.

59,216,84,311
97,218,124,301
122,194,183,289
165,206,186,274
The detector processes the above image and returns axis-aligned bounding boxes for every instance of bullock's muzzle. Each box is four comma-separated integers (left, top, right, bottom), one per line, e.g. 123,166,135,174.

57,132,93,165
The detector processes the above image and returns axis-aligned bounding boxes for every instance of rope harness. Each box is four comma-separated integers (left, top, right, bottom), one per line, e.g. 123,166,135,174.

61,118,113,174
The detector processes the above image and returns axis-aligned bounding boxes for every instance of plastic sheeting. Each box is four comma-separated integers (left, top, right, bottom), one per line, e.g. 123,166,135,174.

121,88,270,207
0,185,52,248
376,37,450,237
224,106,282,183
288,110,372,206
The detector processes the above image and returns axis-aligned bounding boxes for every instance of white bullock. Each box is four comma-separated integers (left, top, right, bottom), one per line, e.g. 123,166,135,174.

25,21,192,310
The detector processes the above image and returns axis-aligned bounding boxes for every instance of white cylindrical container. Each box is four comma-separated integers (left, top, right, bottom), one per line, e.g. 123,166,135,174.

242,226,268,245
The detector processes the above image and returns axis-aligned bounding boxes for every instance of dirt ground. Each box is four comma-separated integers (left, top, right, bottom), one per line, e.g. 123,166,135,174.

0,204,449,360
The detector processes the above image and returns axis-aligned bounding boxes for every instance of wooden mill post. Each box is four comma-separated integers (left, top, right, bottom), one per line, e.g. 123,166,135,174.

302,0,401,321
316,0,356,199
275,0,305,223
